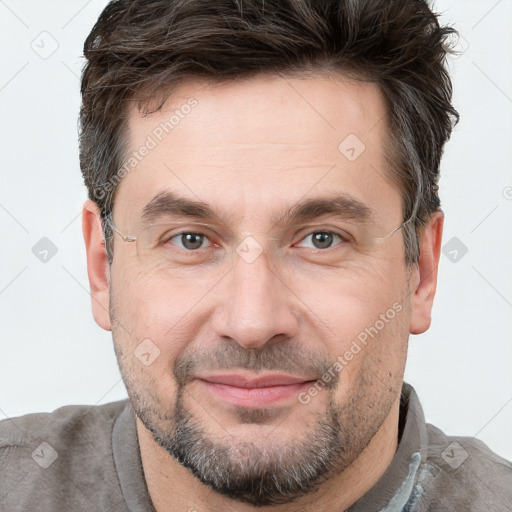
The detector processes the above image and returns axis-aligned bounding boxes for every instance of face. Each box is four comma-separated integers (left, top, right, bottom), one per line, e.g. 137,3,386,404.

93,73,422,506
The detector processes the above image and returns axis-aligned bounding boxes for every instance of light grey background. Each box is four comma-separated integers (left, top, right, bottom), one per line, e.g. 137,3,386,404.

1,0,511,460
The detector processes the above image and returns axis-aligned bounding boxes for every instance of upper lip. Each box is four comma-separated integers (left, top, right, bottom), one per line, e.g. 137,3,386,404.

197,373,316,388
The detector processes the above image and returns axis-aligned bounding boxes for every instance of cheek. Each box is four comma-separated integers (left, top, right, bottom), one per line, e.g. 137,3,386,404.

286,260,409,390
109,274,193,411
109,265,201,374
111,259,207,333
332,289,410,404
287,255,406,335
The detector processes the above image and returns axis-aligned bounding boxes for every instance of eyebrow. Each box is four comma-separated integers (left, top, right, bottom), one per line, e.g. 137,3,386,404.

141,191,219,226
140,190,374,227
276,195,374,226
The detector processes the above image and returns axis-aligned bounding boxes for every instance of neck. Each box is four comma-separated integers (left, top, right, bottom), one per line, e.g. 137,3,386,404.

137,397,400,512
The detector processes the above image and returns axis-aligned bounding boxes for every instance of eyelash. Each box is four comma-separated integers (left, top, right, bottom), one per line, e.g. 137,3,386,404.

166,230,348,252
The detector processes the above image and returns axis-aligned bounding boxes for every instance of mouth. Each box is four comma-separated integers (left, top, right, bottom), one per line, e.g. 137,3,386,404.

195,373,317,408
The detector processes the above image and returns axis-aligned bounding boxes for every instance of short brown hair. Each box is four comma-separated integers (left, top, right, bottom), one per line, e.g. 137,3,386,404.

80,0,459,265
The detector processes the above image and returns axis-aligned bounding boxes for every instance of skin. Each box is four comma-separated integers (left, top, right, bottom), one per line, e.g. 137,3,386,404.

83,73,443,511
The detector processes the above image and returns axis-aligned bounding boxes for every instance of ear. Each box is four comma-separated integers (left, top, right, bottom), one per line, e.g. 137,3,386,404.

82,199,111,331
409,210,444,335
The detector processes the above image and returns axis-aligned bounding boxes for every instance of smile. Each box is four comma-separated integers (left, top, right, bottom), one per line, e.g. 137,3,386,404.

196,373,317,408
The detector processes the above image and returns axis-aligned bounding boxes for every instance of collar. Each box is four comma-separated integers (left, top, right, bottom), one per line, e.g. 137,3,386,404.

112,401,156,512
347,382,428,511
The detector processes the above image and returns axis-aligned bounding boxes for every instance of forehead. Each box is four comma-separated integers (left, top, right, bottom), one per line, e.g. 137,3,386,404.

114,73,400,225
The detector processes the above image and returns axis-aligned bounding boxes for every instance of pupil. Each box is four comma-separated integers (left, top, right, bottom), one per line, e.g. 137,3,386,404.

182,233,203,250
313,232,333,249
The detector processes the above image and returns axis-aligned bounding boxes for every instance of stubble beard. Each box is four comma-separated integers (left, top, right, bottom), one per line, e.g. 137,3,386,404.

122,369,393,507
109,287,403,507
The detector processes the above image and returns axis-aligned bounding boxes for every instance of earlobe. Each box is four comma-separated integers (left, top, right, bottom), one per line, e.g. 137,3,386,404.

82,199,112,331
409,211,444,335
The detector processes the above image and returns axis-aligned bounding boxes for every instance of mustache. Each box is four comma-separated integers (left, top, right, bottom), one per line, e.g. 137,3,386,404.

173,340,339,390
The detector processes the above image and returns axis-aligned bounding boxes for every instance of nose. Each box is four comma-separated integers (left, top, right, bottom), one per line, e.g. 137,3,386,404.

211,244,298,350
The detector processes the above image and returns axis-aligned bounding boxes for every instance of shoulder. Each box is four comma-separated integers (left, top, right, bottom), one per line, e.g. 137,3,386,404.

418,422,512,511
0,399,128,453
0,400,130,511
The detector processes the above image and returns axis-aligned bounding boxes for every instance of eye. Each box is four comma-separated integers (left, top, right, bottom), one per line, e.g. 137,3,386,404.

296,231,344,250
169,232,211,251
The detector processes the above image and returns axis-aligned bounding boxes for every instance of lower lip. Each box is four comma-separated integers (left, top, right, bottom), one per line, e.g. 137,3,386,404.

199,380,314,408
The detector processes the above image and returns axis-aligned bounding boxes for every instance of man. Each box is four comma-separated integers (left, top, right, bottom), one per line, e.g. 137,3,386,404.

1,0,511,510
